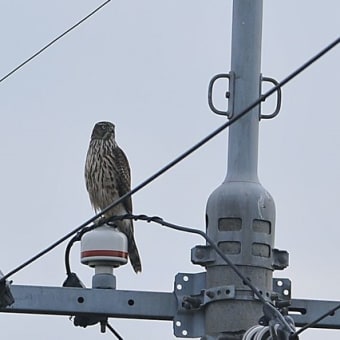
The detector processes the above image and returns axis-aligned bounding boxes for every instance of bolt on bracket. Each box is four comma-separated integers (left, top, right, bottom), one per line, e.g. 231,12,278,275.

272,278,291,302
191,245,216,266
272,248,289,270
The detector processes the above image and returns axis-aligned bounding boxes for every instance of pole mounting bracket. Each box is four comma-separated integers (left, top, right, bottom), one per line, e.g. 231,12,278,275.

208,72,282,120
260,76,282,120
208,72,235,118
174,272,206,338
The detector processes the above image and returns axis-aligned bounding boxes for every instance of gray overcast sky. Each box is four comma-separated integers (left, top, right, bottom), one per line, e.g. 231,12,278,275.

0,0,339,339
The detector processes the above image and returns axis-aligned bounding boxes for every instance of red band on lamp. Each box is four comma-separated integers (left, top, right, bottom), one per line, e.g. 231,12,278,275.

81,250,128,259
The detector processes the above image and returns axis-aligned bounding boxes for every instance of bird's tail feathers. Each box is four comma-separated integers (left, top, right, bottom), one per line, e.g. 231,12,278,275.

129,235,142,273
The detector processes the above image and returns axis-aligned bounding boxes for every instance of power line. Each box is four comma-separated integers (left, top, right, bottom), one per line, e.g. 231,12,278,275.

0,37,339,284
0,0,111,85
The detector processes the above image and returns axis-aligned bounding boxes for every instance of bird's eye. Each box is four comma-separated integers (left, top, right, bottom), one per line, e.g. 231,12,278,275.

101,125,106,130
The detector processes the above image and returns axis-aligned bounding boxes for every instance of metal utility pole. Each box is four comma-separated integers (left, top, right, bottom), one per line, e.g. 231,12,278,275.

1,2,340,339
205,0,275,338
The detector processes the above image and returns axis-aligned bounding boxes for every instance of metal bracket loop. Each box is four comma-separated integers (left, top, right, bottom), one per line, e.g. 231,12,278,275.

260,76,282,120
208,72,235,118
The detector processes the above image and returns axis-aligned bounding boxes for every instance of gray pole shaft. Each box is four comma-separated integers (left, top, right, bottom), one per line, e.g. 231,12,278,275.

204,1,276,339
227,0,262,182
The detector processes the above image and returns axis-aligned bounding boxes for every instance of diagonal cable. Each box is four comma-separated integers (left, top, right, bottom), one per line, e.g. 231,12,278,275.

0,0,111,85
0,37,339,283
106,321,124,340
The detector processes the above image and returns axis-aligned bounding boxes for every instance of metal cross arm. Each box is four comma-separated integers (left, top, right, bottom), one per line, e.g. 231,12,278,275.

0,285,177,321
289,299,340,330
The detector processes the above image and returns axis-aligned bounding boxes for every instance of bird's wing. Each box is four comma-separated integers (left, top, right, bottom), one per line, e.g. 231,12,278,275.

113,146,133,213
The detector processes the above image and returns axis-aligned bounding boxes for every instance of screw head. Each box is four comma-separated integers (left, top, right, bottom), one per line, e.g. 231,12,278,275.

206,290,215,299
195,248,206,259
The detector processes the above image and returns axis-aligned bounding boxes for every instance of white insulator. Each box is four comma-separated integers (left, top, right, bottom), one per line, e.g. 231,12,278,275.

243,325,262,339
242,325,271,340
255,326,270,340
80,225,128,268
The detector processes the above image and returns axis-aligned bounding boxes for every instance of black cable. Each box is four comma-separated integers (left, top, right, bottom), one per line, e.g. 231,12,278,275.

110,214,267,300
106,321,124,340
65,235,77,276
0,0,111,85
0,37,339,284
64,224,97,276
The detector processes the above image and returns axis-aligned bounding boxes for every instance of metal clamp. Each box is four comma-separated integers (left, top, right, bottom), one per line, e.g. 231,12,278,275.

203,285,236,305
208,72,235,118
260,76,282,120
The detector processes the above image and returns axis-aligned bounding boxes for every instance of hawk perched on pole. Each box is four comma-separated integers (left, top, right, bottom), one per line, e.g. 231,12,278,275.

85,121,142,273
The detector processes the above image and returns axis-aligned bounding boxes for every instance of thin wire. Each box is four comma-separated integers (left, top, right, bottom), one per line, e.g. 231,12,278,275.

108,214,295,334
64,224,97,275
0,0,111,85
0,37,339,284
106,322,124,340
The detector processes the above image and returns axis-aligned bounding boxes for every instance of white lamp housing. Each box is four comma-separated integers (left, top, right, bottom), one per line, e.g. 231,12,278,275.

81,225,128,268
